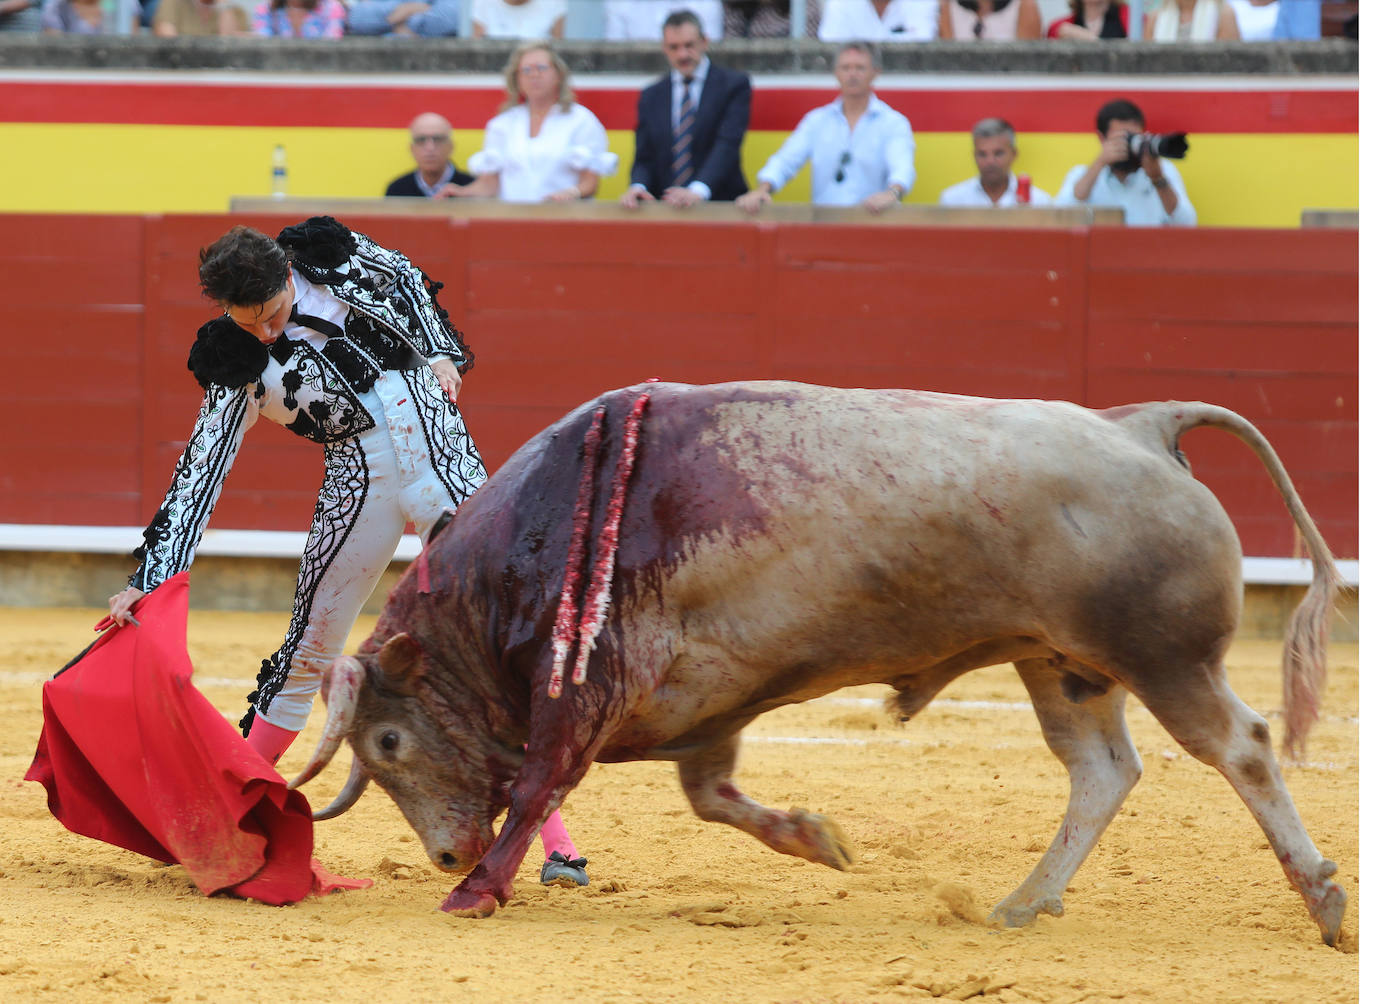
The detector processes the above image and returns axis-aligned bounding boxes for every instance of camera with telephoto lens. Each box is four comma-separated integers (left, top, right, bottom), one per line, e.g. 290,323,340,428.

1126,131,1189,160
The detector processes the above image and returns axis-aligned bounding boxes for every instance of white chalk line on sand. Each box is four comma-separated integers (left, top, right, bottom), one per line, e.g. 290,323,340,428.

1,670,1359,729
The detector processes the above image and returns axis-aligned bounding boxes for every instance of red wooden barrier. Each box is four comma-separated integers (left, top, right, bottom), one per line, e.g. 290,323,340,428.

0,214,1355,558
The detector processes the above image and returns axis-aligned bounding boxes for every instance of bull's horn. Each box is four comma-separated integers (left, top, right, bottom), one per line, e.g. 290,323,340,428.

311,754,370,821
287,655,364,791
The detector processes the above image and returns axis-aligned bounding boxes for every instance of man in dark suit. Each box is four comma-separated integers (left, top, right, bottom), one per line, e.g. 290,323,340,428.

384,112,474,198
620,8,752,210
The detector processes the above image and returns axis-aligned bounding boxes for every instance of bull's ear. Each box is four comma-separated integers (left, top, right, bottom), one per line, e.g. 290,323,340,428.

377,633,425,694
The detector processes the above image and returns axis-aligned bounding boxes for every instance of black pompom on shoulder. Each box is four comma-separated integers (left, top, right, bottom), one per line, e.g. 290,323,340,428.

276,216,358,270
187,317,270,390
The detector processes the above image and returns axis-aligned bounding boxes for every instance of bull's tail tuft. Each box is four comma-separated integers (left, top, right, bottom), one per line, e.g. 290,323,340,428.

1130,402,1343,758
1281,550,1339,760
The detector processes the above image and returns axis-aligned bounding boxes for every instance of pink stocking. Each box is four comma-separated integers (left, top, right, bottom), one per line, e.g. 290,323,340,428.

538,810,578,860
246,717,299,766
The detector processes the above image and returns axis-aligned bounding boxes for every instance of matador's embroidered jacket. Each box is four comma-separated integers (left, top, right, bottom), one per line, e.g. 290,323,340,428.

130,216,480,592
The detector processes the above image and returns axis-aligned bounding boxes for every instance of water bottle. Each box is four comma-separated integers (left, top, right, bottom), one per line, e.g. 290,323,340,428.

271,145,288,199
100,0,117,32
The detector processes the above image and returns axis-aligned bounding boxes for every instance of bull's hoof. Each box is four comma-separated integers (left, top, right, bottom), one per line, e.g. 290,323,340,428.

1312,882,1347,948
787,808,854,871
988,894,1064,929
439,887,499,917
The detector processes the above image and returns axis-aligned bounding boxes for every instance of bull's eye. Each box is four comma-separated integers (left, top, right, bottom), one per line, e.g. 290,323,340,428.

380,730,401,752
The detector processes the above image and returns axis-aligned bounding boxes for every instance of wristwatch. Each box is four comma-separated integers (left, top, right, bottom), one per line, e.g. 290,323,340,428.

1150,176,1170,189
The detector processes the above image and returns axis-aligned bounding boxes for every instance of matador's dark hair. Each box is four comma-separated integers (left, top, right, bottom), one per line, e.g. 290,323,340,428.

198,225,290,307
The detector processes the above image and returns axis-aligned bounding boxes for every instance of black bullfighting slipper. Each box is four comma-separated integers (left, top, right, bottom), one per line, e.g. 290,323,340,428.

540,851,589,888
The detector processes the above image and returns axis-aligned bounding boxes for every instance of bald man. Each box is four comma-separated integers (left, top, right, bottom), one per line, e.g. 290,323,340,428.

385,113,475,198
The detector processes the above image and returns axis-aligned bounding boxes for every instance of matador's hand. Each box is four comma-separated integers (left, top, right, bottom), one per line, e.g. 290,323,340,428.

100,586,145,630
430,357,462,404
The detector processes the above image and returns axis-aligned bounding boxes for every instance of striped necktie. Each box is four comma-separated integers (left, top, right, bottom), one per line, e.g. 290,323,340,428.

671,76,695,189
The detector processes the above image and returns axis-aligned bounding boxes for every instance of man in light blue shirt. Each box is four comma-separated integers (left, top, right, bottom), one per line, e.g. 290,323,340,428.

1271,0,1322,39
1055,98,1197,227
736,41,915,215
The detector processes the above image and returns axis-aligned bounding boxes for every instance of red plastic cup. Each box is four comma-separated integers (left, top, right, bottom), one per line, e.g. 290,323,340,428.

1016,174,1032,204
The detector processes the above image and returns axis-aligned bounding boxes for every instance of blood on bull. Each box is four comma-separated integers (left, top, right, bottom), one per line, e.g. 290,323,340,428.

290,380,1346,946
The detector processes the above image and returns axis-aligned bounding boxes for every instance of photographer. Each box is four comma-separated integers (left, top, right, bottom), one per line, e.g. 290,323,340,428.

1054,98,1196,227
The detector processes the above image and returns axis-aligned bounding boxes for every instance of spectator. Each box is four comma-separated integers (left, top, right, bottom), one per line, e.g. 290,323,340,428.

471,0,564,39
723,0,820,37
1046,0,1129,39
253,0,344,36
385,113,476,197
939,118,1051,207
441,42,617,203
41,0,109,31
938,0,1041,39
736,41,914,215
153,0,250,35
0,0,43,31
1054,97,1196,226
817,0,938,40
1270,0,1320,38
347,0,458,37
620,9,751,210
1228,0,1278,39
1145,0,1240,39
604,0,723,40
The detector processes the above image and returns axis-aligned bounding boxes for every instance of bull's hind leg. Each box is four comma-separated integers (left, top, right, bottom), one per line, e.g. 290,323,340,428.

990,657,1142,928
678,732,854,870
1133,666,1346,945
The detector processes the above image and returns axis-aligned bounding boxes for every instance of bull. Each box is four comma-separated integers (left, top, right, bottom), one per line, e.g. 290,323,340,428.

290,381,1346,945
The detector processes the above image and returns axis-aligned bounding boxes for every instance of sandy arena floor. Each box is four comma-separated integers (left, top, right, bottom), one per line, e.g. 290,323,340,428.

0,607,1358,1003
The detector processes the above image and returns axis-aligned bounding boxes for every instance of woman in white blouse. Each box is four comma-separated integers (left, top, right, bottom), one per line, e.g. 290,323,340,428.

1145,0,1240,40
440,42,618,204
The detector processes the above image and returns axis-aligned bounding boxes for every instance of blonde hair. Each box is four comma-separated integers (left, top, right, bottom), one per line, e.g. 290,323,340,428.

500,42,576,114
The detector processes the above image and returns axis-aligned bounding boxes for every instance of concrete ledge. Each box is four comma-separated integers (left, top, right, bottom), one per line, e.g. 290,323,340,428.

0,524,1354,587
228,196,1126,227
0,36,1357,76
0,526,1356,641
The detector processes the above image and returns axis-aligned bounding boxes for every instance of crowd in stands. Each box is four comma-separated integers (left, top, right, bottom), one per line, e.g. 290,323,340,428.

4,2,1347,226
371,11,1204,225
0,0,1345,40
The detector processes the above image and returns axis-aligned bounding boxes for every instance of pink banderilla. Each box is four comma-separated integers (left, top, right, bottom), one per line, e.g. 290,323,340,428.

548,392,651,698
548,406,607,698
573,391,650,686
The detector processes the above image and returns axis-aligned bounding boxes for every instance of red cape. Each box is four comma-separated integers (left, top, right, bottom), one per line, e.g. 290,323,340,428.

24,573,368,904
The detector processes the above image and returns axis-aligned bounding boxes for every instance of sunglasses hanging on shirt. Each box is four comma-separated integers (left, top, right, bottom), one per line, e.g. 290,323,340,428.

835,151,852,184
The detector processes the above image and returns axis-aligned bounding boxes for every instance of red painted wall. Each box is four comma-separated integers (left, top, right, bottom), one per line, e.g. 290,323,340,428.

0,213,1355,558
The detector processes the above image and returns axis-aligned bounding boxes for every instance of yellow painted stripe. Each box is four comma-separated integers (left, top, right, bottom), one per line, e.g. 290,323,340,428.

0,124,1356,228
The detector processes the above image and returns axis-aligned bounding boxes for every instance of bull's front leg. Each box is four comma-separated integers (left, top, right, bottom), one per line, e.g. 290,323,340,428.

438,771,579,917
678,732,854,870
439,692,614,916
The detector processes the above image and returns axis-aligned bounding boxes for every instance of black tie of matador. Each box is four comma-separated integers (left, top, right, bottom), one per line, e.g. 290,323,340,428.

287,304,343,339
671,76,695,189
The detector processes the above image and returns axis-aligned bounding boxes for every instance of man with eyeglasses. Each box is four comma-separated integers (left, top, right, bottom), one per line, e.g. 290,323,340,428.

736,41,914,215
384,112,475,198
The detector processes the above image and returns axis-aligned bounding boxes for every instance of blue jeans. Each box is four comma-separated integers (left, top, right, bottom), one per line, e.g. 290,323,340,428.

347,0,459,36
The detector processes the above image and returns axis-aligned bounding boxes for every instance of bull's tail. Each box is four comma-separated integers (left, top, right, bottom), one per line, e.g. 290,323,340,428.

1129,402,1343,759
